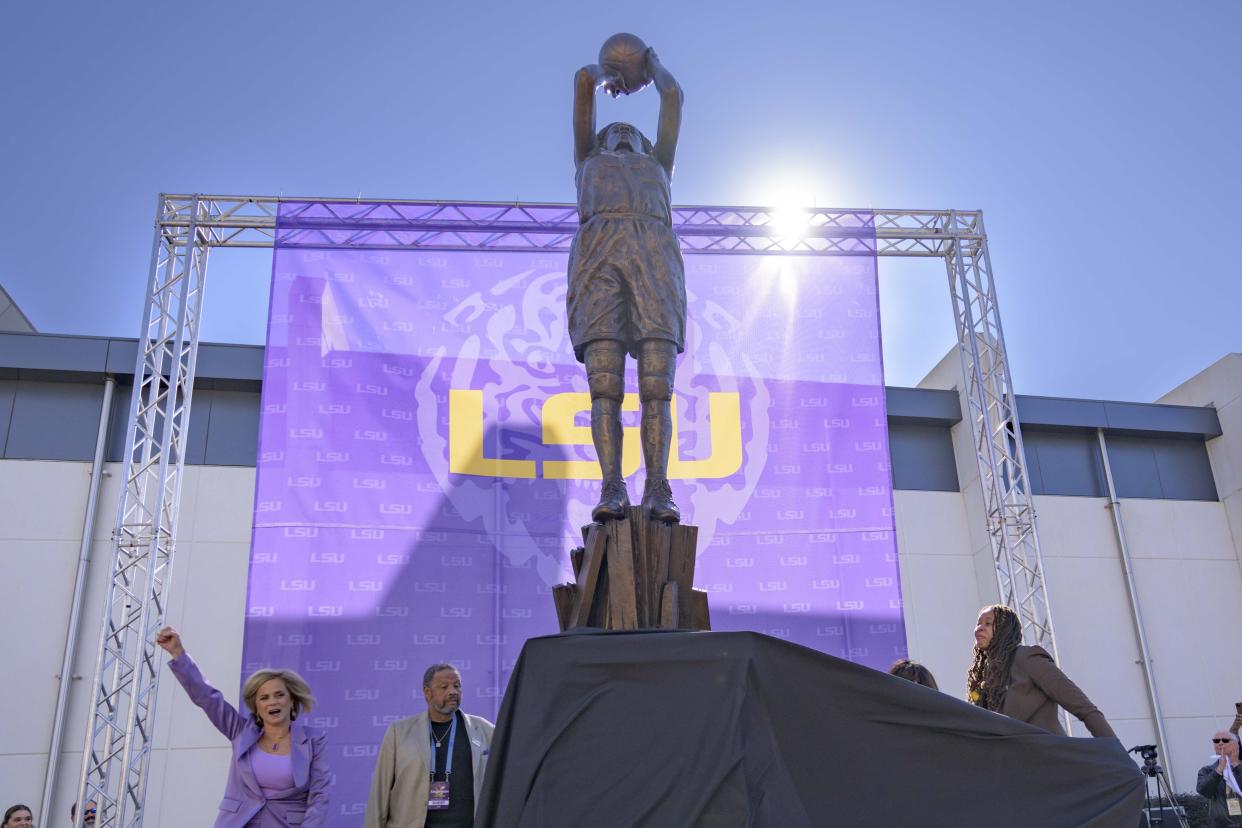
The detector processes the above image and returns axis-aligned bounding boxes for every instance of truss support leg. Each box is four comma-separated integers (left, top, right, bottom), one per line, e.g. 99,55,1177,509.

944,212,1060,669
75,194,209,827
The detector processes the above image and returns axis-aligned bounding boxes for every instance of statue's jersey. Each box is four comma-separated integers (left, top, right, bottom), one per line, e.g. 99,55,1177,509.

567,149,686,363
575,150,673,224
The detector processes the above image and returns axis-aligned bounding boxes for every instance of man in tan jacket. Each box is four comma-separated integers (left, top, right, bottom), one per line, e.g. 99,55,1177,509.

365,663,495,828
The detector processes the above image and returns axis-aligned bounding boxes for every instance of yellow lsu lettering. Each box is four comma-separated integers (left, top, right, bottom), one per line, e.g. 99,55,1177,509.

448,390,742,480
542,392,640,480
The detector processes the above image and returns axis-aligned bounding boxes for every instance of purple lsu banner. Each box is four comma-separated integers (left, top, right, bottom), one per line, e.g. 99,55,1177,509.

243,201,906,818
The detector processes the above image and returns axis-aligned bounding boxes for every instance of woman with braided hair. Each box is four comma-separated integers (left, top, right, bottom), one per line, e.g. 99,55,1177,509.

967,604,1116,737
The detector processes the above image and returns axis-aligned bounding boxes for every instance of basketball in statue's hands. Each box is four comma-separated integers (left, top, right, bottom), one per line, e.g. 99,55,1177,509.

599,32,650,94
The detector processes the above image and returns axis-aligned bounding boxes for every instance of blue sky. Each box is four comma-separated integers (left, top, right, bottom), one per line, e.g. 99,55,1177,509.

1,1,1238,400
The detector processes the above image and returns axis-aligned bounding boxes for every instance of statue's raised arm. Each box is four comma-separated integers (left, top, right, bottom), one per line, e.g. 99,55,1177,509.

573,64,621,166
648,50,682,178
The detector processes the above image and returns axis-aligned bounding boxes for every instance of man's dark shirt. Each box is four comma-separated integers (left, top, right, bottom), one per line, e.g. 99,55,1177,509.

1197,760,1242,827
427,710,475,827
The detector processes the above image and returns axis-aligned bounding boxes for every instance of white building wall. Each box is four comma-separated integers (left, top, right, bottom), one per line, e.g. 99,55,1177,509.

1160,353,1242,565
1157,352,1242,784
1036,494,1242,793
1,460,91,816
3,356,1240,820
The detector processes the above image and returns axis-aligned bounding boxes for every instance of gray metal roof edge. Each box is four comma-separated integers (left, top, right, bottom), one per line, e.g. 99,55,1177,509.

0,333,1221,437
885,386,961,425
0,331,263,381
1016,393,1221,439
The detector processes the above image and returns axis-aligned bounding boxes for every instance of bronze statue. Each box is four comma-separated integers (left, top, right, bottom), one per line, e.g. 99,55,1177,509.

570,34,685,525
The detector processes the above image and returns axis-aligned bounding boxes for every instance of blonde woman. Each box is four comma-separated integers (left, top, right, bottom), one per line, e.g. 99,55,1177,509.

156,626,330,826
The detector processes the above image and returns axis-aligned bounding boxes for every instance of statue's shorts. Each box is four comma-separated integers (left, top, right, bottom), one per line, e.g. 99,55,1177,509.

567,212,686,363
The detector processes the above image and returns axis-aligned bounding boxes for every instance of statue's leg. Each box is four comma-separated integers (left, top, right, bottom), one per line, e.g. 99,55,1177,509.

637,339,680,524
583,339,630,521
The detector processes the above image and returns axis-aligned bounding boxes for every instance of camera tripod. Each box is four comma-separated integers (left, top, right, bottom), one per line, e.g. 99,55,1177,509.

1130,744,1190,828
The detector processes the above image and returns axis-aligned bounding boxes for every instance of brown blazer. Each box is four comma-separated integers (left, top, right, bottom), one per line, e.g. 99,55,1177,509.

1000,645,1115,738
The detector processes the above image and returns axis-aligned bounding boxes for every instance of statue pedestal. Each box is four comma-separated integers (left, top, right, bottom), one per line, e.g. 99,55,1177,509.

552,507,710,631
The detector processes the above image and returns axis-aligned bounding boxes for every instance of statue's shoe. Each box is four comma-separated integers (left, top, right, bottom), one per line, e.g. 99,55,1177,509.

591,478,631,522
642,478,681,524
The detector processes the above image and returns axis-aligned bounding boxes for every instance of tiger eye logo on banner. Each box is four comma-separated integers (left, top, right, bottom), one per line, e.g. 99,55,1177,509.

243,200,905,822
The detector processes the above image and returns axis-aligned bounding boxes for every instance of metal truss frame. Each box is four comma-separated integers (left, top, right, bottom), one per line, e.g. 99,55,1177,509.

77,196,209,827
943,213,1054,647
80,194,1053,824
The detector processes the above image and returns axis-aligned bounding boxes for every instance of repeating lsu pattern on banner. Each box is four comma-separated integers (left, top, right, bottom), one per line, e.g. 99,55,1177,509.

242,201,906,820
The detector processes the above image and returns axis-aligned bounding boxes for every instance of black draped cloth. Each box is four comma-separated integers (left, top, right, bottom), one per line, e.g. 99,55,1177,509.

475,630,1143,828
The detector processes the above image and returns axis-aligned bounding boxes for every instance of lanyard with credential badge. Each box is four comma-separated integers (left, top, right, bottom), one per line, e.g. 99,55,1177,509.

427,717,457,810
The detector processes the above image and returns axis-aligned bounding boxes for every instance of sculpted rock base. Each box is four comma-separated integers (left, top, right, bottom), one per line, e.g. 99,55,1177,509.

552,507,709,631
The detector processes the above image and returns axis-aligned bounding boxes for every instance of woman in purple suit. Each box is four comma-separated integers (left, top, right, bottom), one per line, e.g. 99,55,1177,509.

156,626,330,826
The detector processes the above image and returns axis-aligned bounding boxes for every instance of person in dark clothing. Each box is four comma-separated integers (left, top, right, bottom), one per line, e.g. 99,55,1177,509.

1198,730,1242,827
365,663,494,828
967,604,1115,737
68,801,96,827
